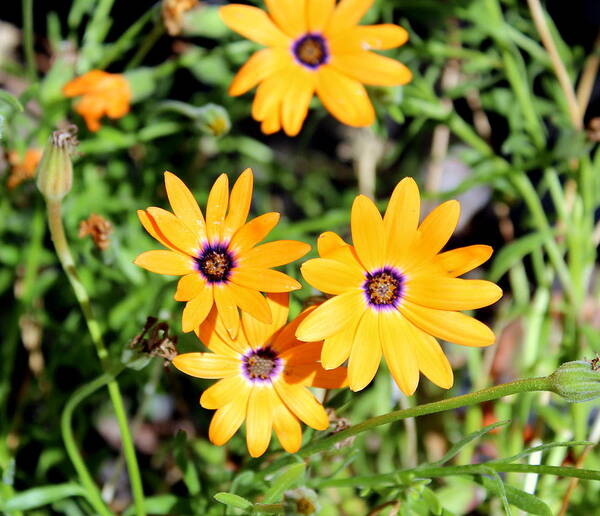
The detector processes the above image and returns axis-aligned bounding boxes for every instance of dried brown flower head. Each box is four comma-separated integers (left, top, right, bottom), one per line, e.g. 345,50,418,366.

131,317,178,364
78,213,113,251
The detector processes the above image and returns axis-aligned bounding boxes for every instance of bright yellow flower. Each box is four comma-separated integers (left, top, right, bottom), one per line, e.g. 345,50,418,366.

296,178,503,393
220,0,412,136
172,293,347,457
134,169,310,338
63,70,131,132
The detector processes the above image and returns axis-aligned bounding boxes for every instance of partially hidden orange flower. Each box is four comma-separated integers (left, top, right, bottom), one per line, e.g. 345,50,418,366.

296,178,503,393
7,148,42,189
220,0,412,136
134,169,310,338
63,70,131,132
172,293,347,457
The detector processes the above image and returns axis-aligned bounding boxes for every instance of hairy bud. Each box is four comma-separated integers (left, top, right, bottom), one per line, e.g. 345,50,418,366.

36,126,78,201
548,360,600,403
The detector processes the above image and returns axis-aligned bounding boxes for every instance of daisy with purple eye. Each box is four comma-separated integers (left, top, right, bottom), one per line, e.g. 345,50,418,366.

172,294,348,457
219,0,413,136
134,169,310,338
296,178,503,393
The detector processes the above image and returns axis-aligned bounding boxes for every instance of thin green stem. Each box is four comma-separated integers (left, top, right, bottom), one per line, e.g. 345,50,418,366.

61,374,114,516
261,377,553,476
126,23,164,70
22,0,36,80
315,463,600,488
46,200,146,516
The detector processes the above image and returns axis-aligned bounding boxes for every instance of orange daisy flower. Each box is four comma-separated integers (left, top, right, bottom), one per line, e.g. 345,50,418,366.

63,70,131,132
172,293,347,457
220,0,412,136
134,169,310,338
296,178,503,393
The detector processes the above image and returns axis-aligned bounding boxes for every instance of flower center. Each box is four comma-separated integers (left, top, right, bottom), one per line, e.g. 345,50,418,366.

195,244,234,283
363,268,404,309
242,347,282,383
292,33,329,69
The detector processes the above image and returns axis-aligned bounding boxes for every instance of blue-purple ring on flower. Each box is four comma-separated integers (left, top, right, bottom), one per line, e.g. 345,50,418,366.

292,33,329,70
362,267,405,310
194,242,236,284
242,347,283,383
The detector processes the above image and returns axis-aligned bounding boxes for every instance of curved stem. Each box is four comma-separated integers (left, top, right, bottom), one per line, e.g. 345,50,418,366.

261,377,553,476
46,200,146,516
61,374,114,516
22,0,36,80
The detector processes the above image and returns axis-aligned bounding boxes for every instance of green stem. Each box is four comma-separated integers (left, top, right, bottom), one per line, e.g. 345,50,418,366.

261,377,553,476
316,463,600,488
61,374,114,516
22,0,36,80
46,200,146,516
126,23,165,70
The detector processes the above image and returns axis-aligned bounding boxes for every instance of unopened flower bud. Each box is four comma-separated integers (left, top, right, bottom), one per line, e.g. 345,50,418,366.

548,360,600,403
195,103,230,137
36,126,78,201
283,487,320,516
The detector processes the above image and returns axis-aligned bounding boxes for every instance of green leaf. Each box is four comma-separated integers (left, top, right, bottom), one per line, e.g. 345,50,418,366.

2,483,85,511
173,431,201,495
490,441,591,464
122,495,179,516
477,477,552,516
481,467,511,516
263,462,306,504
0,90,24,112
214,493,254,510
489,231,552,282
429,420,511,467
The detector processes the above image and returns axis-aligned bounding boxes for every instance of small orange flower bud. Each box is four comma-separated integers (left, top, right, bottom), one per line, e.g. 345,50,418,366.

63,70,131,132
36,126,78,201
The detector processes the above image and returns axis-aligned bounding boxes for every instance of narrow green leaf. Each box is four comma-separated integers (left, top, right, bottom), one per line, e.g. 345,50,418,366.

0,90,24,112
3,483,85,511
478,477,552,516
263,463,306,504
490,441,591,464
481,466,511,516
214,492,254,510
489,231,552,281
429,420,510,467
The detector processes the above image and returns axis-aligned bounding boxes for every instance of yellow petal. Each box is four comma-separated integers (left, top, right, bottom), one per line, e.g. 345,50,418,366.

301,258,364,295
138,209,175,250
252,66,295,122
163,171,206,239
281,341,322,365
284,363,348,389
246,386,275,457
383,177,420,265
134,250,194,276
406,276,502,311
243,292,289,347
315,65,375,127
274,379,329,430
271,302,314,353
208,387,250,446
281,69,315,136
348,309,381,391
411,327,453,389
326,0,374,35
416,200,460,259
317,231,348,257
330,52,412,86
260,107,282,134
433,245,493,277
229,49,288,96
307,0,335,31
400,301,496,347
379,310,419,395
351,195,385,271
219,5,290,47
174,273,205,301
232,268,301,292
172,352,240,378
223,168,253,241
200,375,248,409
146,207,199,255
272,402,302,453
265,0,306,38
331,24,409,52
295,290,366,341
182,285,214,332
321,311,362,369
227,283,272,324
214,285,240,338
197,307,249,356
230,212,280,253
206,174,229,243
241,240,311,269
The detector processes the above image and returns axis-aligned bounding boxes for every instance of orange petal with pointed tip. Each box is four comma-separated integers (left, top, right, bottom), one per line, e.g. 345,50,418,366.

273,402,302,453
223,169,253,240
301,258,364,295
351,195,385,271
348,309,381,391
146,207,199,255
384,177,420,265
205,174,229,243
182,285,214,332
411,326,453,389
229,49,289,97
321,311,362,369
200,375,248,409
232,268,301,292
274,379,329,430
433,245,493,277
241,240,311,269
246,386,275,457
134,250,193,275
271,303,315,353
227,283,272,324
208,388,250,446
281,69,315,136
172,352,240,378
325,0,375,35
138,209,175,251
330,52,412,86
230,212,280,253
164,171,206,239
197,308,248,356
330,24,409,52
416,200,460,258
219,5,290,47
175,273,205,301
317,231,348,257
265,0,306,38
214,285,240,338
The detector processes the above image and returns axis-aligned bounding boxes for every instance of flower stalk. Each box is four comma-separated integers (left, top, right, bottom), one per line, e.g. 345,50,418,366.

39,129,146,516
